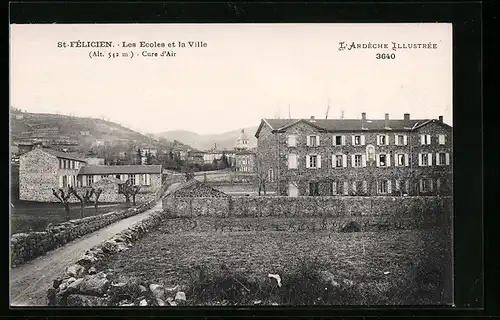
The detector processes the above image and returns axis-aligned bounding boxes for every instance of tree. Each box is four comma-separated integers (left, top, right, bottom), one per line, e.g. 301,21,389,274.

145,151,153,165
70,187,95,218
136,149,142,165
254,155,268,196
93,187,103,212
118,179,141,207
185,170,195,181
52,188,73,220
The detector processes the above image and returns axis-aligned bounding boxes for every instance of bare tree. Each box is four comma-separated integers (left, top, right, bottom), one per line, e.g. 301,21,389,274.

254,156,268,196
52,188,72,220
118,179,141,207
93,187,103,212
70,187,95,218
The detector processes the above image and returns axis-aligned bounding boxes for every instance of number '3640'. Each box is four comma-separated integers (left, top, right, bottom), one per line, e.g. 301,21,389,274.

376,53,396,59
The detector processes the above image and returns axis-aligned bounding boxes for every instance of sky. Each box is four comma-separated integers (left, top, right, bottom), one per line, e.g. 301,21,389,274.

10,23,452,135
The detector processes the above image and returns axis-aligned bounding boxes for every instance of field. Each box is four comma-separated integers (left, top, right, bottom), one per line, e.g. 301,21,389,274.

10,201,130,234
99,218,452,306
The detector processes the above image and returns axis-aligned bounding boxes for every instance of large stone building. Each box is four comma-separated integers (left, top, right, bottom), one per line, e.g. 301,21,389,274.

254,113,452,197
234,129,256,172
19,147,162,202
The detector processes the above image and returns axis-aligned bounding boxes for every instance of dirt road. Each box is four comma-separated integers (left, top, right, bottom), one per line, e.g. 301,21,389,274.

10,201,163,307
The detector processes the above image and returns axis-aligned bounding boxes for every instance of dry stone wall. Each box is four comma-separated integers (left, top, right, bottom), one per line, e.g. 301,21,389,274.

11,200,156,268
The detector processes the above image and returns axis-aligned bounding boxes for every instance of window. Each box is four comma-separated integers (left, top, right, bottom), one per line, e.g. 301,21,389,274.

420,179,433,193
333,135,343,146
354,154,362,168
130,174,136,185
287,135,297,147
354,136,361,145
63,160,67,169
268,169,274,182
397,154,405,166
379,154,387,167
377,135,387,145
75,161,80,170
86,175,94,186
438,153,446,166
115,174,121,179
335,155,343,168
59,159,63,169
395,134,406,145
62,175,68,187
378,180,388,194
309,135,318,147
308,155,318,168
309,182,319,196
438,134,446,145
288,154,298,169
421,153,429,166
421,134,432,145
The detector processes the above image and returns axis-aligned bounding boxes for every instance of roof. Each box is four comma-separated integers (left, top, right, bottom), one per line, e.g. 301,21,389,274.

78,164,162,175
255,118,451,137
40,148,86,162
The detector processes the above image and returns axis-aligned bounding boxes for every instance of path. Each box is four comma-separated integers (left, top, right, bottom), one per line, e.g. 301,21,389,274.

10,200,163,307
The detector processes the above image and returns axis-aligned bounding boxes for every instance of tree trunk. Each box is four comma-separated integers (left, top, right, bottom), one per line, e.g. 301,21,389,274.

125,195,131,207
132,194,137,206
64,203,70,220
94,200,99,212
80,202,85,219
258,184,262,196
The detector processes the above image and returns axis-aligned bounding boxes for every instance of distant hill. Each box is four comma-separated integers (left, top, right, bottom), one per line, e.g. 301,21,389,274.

10,111,192,152
155,126,259,151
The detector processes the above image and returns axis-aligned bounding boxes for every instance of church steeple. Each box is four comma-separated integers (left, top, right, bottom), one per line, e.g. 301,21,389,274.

236,129,249,150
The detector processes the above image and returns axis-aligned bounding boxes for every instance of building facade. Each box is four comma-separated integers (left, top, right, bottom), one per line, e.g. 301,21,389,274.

255,113,452,197
235,150,256,172
19,147,163,202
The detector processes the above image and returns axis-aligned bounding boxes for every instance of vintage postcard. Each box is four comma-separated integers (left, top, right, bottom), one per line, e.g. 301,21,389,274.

10,23,453,307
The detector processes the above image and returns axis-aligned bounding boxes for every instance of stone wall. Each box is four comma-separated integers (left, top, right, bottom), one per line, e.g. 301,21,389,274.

46,208,179,307
10,199,157,268
163,195,452,226
19,148,60,202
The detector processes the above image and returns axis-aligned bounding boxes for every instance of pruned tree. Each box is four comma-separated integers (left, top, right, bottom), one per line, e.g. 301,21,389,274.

93,187,103,212
118,179,141,207
185,169,195,181
70,187,95,218
52,188,73,220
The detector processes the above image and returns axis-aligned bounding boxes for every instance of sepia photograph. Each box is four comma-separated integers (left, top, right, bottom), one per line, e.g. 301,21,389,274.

10,23,453,307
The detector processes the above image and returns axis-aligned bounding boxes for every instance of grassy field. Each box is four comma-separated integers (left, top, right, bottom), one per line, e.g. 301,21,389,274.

10,201,130,234
99,218,452,306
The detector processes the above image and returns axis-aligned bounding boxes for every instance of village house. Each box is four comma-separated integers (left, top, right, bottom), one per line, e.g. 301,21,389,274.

254,113,452,197
187,150,205,165
235,150,256,172
19,147,163,202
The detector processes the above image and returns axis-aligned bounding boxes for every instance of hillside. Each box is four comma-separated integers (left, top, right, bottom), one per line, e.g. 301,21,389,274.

10,111,192,152
155,126,258,151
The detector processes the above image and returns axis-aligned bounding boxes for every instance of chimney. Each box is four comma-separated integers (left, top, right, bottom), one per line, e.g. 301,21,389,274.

404,113,410,121
241,129,245,133
385,113,389,120
439,116,443,123
310,116,315,120
361,113,366,120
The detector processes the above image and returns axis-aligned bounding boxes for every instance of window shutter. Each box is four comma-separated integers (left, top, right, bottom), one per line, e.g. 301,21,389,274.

332,155,336,168
332,135,336,146
394,154,399,167
430,179,434,192
341,154,346,168
306,136,311,146
288,155,292,169
403,135,408,145
82,176,86,187
428,153,433,166
376,155,380,167
394,134,399,146
343,181,349,195
362,154,367,167
387,180,392,194
332,181,337,195
420,135,425,145
317,155,322,168
351,136,355,145
363,180,367,193
440,135,446,145
385,135,389,145
427,135,431,145
418,154,422,166
135,174,140,184
405,180,409,193
316,136,320,146
405,154,409,166
361,135,365,145
352,181,357,193
306,155,310,168
445,153,450,165
437,178,441,192
419,179,423,191
436,152,440,165
351,154,355,167
341,135,346,146
376,136,380,146
146,174,151,185
386,154,391,167
395,179,400,191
